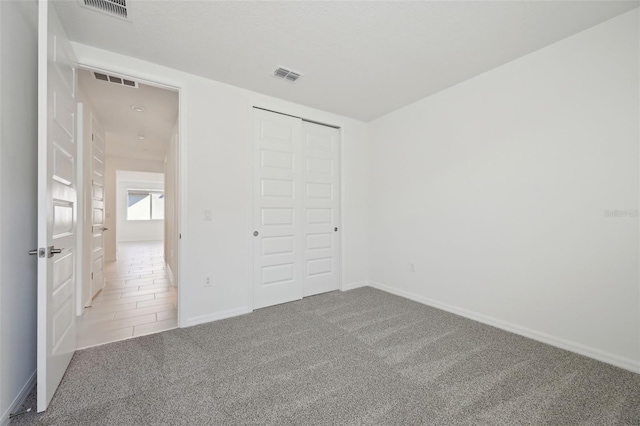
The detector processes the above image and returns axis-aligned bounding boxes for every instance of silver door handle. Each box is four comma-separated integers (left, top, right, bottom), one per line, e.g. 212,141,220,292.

29,248,46,258
102,227,108,231
48,246,63,258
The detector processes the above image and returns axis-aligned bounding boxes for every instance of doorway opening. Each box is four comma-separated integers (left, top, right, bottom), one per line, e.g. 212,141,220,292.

75,67,180,349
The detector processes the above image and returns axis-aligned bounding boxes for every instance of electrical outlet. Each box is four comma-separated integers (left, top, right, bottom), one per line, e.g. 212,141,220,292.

204,275,213,287
409,263,415,272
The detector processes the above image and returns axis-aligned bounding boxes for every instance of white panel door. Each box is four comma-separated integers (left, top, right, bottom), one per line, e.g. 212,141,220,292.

90,116,106,299
252,109,303,309
302,122,341,296
37,0,78,412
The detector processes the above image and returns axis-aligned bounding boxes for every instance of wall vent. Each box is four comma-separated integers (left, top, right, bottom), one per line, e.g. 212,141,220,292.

93,71,138,88
273,66,303,82
83,0,129,20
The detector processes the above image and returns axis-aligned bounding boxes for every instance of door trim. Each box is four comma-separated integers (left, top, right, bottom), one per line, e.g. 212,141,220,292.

75,103,85,315
73,61,187,327
248,105,343,311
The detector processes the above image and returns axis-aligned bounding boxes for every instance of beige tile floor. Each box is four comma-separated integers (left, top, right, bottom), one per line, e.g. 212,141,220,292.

76,241,178,349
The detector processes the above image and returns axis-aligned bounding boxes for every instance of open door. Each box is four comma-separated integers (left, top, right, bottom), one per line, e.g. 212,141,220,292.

37,0,78,412
90,115,106,299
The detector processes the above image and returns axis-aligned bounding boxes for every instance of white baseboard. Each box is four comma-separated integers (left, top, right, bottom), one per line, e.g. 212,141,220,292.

342,281,369,291
185,307,252,327
1,370,36,426
367,281,640,374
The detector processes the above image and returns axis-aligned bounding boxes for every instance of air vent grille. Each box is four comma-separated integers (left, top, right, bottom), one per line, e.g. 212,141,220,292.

83,0,128,19
273,66,303,83
93,71,138,88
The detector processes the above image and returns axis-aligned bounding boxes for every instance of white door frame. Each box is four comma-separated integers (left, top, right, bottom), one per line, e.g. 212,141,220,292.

73,62,187,328
76,103,86,316
248,105,343,311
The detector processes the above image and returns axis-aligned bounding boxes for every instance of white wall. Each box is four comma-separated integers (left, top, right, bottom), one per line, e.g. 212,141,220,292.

71,42,370,326
116,171,164,243
367,10,640,372
0,0,39,423
104,155,164,260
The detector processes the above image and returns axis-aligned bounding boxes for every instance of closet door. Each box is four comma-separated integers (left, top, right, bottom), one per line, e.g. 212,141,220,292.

302,121,341,296
252,109,303,309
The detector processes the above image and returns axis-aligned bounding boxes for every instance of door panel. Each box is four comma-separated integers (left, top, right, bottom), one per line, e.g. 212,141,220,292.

252,109,303,309
90,116,106,299
252,109,341,309
302,121,340,297
38,0,78,412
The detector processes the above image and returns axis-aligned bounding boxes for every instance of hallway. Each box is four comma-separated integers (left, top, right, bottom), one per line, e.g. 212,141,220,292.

76,241,177,349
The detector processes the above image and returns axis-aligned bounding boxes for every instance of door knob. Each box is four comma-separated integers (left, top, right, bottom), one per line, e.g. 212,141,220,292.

253,231,259,237
48,246,63,258
334,227,338,232
102,227,108,231
29,248,46,258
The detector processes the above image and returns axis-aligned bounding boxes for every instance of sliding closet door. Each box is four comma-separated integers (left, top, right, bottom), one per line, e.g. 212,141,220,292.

302,121,341,296
252,109,304,309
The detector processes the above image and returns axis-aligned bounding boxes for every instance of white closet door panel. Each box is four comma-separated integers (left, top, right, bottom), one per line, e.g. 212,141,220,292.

252,109,303,309
302,121,340,297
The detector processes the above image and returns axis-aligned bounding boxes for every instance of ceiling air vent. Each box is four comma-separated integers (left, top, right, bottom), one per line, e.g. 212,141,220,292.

83,0,129,20
93,71,138,88
273,66,303,83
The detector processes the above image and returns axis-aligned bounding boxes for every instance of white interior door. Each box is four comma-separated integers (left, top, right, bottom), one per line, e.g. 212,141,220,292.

302,121,341,296
90,116,106,299
252,109,303,309
37,0,78,412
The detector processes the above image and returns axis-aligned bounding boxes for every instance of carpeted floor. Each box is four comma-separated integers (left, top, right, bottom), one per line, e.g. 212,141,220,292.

12,287,640,425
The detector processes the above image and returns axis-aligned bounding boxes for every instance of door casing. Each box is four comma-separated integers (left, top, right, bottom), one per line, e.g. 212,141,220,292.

72,62,186,327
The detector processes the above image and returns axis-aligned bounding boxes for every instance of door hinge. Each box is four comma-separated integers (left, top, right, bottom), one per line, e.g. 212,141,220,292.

92,134,94,141
91,272,94,280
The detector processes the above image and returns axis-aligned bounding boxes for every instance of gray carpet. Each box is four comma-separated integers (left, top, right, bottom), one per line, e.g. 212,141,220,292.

11,287,640,425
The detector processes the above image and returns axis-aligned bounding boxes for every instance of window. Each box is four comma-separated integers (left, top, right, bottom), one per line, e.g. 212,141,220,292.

127,190,164,220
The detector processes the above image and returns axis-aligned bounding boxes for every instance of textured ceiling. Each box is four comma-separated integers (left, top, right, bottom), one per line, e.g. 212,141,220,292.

59,1,639,122
78,69,178,161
